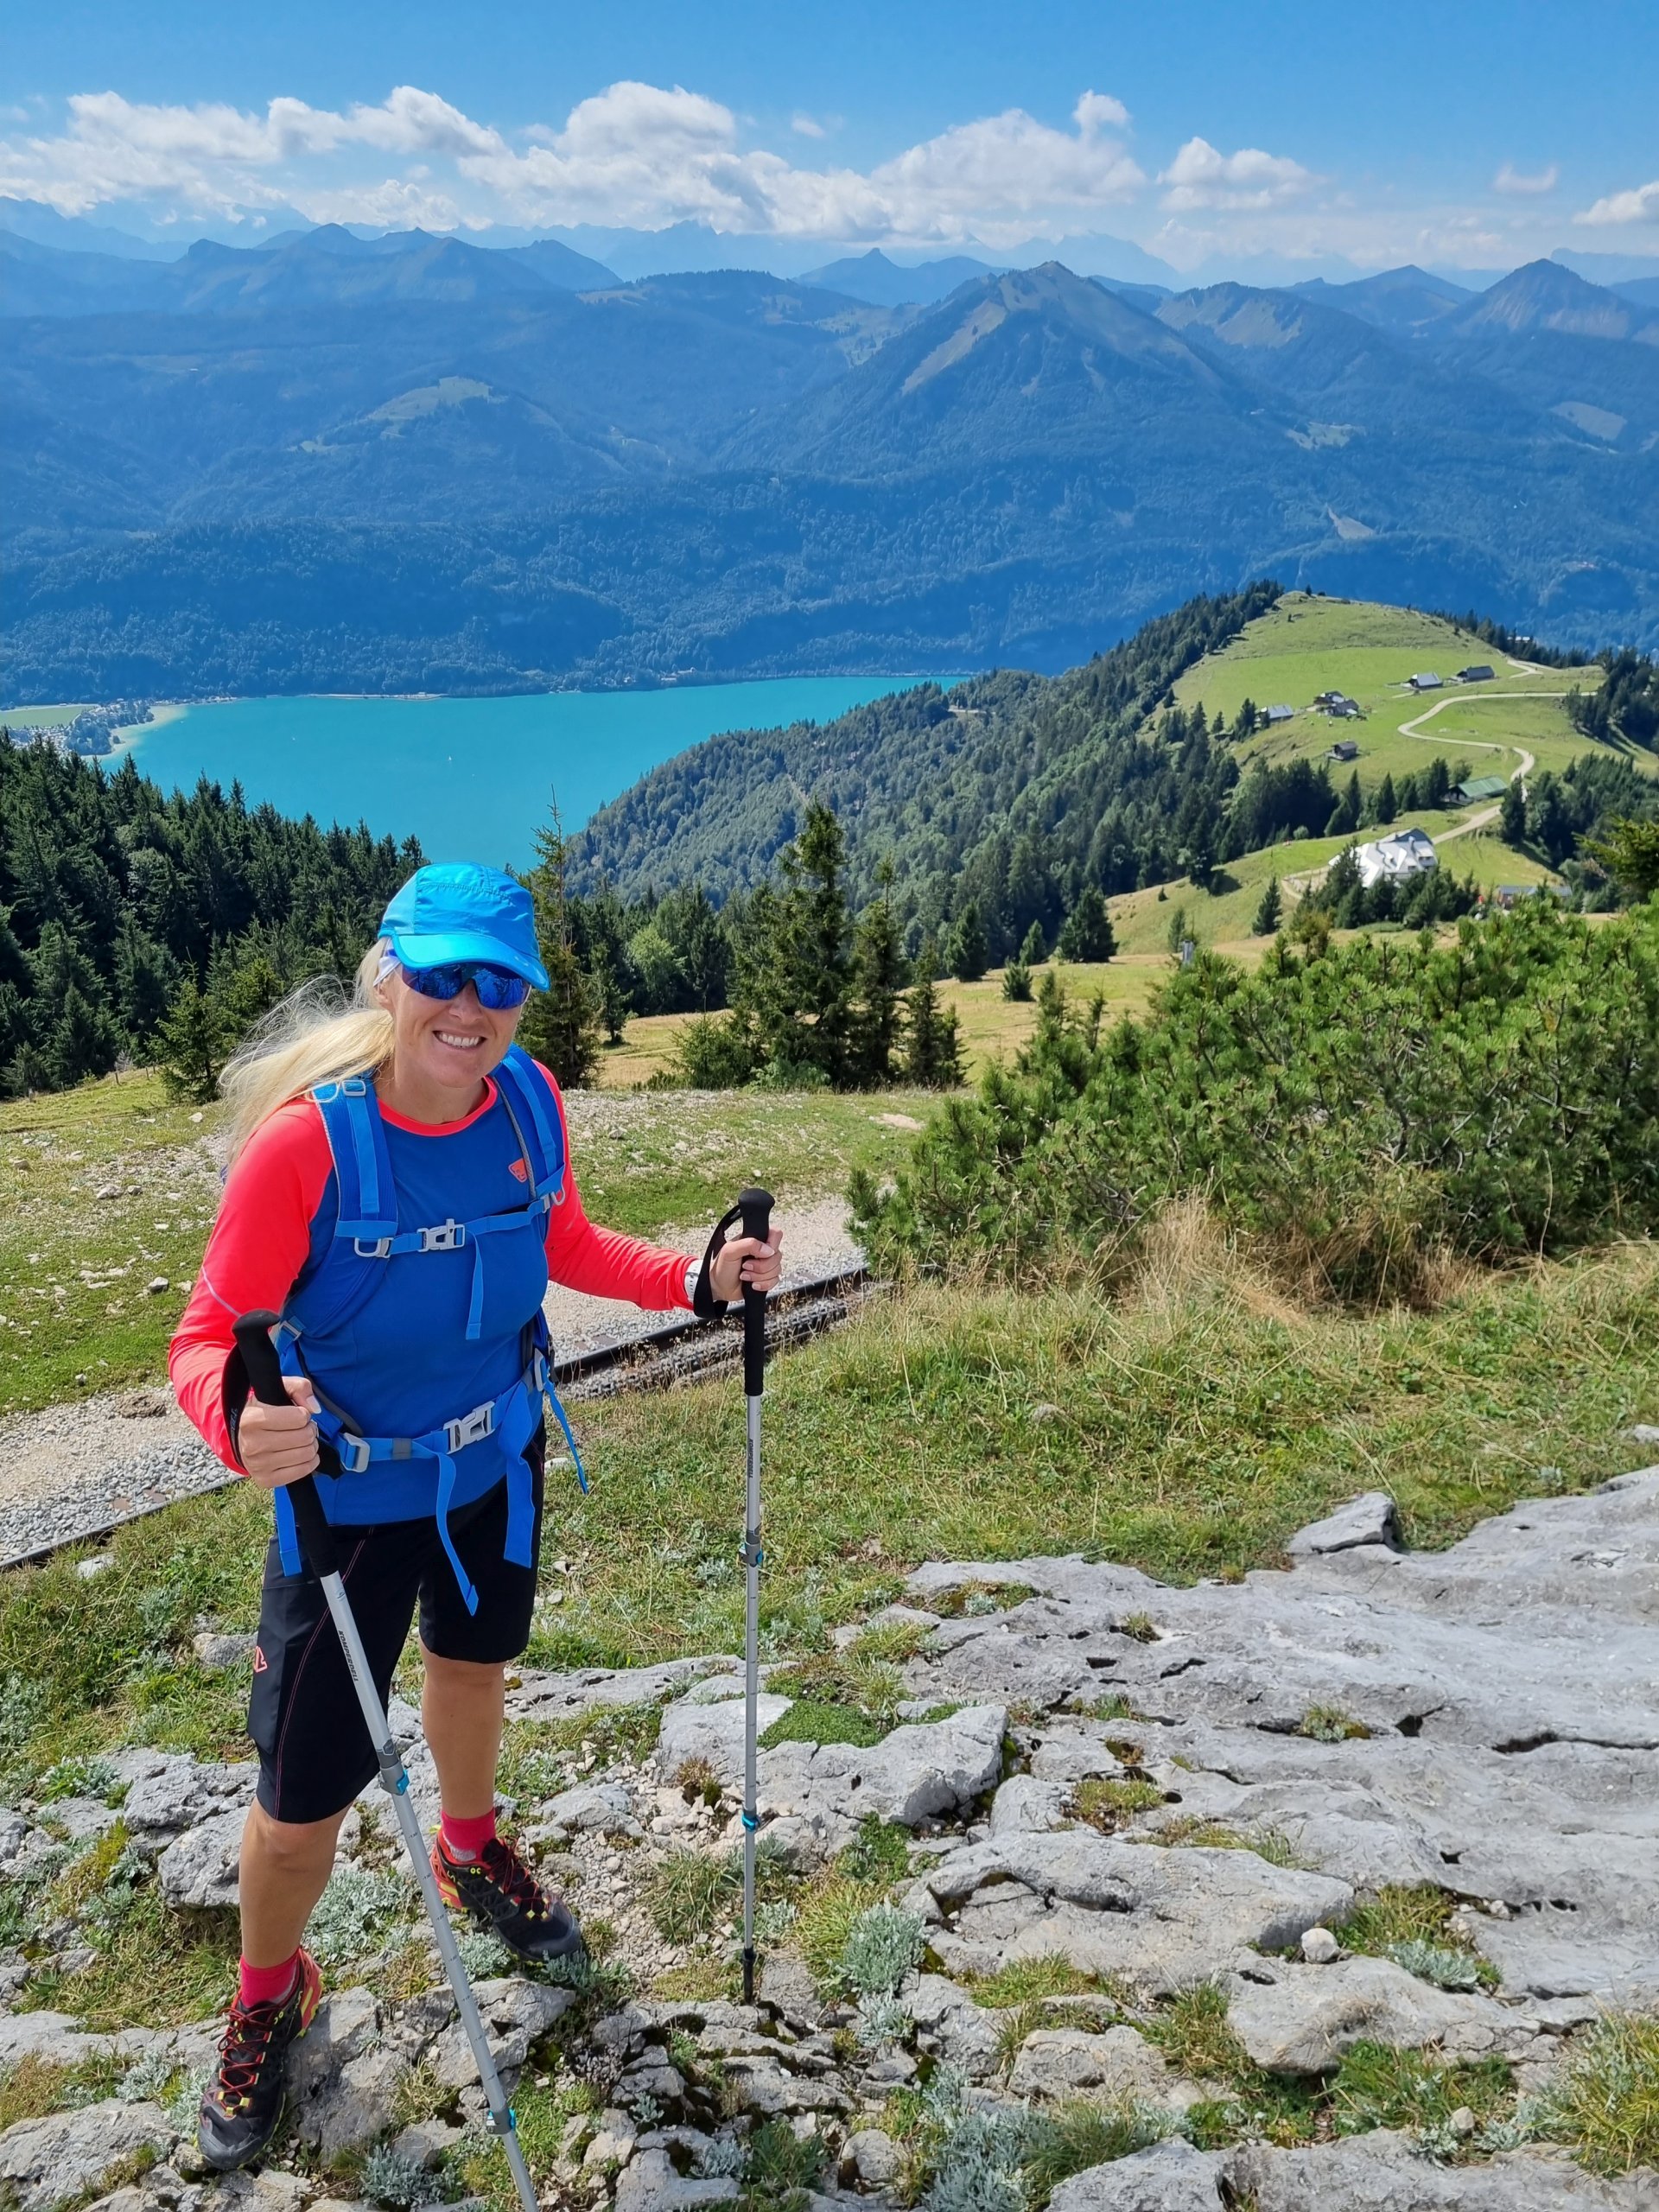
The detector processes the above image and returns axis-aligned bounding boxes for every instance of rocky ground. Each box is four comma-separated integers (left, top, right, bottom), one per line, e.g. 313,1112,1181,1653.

2,1471,1656,2212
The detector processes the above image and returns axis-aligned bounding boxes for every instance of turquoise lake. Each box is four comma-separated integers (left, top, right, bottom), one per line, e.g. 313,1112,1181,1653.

123,677,948,869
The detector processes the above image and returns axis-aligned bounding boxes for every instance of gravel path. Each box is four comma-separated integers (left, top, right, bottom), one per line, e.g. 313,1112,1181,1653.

0,1195,864,1566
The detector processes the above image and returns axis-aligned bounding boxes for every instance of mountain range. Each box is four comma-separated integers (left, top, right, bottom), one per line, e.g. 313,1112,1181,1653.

3,225,1656,699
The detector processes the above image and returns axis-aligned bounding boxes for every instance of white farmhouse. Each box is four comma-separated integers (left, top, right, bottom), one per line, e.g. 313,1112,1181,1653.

1354,826,1439,888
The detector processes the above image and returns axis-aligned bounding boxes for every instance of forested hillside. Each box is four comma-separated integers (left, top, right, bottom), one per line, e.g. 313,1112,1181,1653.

5,246,1659,696
0,744,419,1094
572,583,1280,950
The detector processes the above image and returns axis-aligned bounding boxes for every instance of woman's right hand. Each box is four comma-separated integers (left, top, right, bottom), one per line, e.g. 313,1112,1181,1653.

238,1375,321,1489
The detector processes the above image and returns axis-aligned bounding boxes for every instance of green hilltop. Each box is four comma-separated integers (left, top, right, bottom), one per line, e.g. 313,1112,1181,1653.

575,588,1656,962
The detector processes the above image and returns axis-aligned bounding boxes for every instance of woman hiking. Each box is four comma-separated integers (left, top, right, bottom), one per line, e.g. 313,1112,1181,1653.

169,861,783,2171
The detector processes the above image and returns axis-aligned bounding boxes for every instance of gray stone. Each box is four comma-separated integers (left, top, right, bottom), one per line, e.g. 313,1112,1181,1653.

657,1692,791,1783
615,2148,743,2212
192,1630,257,1670
156,1806,245,1908
510,1656,739,1727
1029,1732,1126,1785
916,1830,1351,1993
1286,1491,1401,1558
0,2098,176,2212
538,1781,639,1834
759,1951,822,2022
1626,1426,1659,1446
1007,2025,1177,2102
842,2128,902,2189
0,2011,109,2069
904,1974,1002,2080
753,1704,1007,1846
988,1775,1073,1835
1225,1957,1548,2076
1046,2139,1229,2212
1230,2130,1659,2208
121,1751,248,1839
584,2108,640,2169
390,2116,467,2171
1300,1926,1340,1965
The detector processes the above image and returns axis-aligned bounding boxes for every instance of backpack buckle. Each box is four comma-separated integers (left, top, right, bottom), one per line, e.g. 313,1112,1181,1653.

353,1236,394,1260
444,1401,496,1453
418,1218,466,1253
337,1432,372,1474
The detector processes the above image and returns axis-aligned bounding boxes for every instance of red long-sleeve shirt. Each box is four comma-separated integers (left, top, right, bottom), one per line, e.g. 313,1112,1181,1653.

170,1060,690,1469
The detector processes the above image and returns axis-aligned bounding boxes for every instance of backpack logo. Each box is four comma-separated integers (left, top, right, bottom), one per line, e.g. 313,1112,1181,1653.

252,1646,269,1673
508,1157,529,1182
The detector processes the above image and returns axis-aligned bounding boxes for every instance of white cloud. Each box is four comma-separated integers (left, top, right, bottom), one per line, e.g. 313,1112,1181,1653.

0,78,1144,247
1577,179,1659,226
1494,162,1558,195
1160,136,1315,212
791,111,826,139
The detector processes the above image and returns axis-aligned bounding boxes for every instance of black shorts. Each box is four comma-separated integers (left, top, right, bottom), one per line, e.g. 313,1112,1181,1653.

249,1441,544,1825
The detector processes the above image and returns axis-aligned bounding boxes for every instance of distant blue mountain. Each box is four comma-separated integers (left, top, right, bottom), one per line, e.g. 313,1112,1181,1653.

0,195,185,261
0,222,617,317
3,245,1656,698
802,249,1004,306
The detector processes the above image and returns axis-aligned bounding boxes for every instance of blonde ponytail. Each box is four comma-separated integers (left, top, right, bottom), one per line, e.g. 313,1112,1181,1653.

221,940,395,1160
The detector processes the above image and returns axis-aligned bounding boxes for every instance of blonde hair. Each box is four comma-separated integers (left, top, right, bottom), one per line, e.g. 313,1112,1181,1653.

221,939,395,1160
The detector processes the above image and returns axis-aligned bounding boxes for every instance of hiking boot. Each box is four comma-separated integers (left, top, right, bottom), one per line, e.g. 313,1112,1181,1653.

197,1948,322,2171
432,1830,585,1961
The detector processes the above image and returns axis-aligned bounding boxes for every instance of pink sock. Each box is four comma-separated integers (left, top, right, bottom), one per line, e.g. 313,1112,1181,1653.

238,1951,299,2009
441,1807,497,1863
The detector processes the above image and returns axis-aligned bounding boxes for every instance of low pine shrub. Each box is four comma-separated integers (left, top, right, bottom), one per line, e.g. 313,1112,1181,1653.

852,901,1659,1300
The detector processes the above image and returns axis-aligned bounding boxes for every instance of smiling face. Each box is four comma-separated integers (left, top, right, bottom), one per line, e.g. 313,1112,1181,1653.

376,964,523,1121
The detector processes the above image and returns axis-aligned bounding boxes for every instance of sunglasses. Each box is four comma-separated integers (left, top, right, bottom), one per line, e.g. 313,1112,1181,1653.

400,961,531,1011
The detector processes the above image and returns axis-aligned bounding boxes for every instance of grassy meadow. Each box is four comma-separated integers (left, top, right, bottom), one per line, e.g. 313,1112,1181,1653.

0,1073,933,1416
4,1225,1656,1790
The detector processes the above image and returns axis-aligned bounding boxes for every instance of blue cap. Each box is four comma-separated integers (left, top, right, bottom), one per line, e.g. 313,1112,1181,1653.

378,863,550,991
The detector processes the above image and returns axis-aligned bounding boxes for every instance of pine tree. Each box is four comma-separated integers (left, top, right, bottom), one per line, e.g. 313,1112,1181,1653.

946,901,988,983
1020,918,1047,966
1374,773,1398,826
47,985,121,1089
1056,887,1116,963
519,810,601,1089
1252,877,1283,936
904,940,963,1087
1166,902,1190,957
1500,779,1529,849
1002,959,1033,1001
112,914,177,1049
156,976,231,1103
1325,772,1362,837
850,860,909,1084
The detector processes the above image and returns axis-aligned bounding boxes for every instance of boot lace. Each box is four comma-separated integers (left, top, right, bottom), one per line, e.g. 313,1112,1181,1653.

211,1997,281,2108
476,1834,549,1916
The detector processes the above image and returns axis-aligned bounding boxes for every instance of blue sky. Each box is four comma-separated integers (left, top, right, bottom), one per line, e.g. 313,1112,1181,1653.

6,0,1657,276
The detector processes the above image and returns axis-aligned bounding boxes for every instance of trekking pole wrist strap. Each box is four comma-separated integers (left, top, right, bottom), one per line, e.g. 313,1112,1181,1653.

693,1202,743,1319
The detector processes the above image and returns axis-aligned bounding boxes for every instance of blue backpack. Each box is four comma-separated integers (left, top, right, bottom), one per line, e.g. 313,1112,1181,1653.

268,1045,584,1612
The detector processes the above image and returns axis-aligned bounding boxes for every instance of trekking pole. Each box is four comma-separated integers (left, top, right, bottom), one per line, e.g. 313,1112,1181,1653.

733,1187,775,2007
232,1313,541,2212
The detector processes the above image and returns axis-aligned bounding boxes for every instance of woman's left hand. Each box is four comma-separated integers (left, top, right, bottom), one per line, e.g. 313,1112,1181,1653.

710,1222,784,1304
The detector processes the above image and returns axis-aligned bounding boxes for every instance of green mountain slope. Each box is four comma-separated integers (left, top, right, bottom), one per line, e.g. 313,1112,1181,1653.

572,582,1280,937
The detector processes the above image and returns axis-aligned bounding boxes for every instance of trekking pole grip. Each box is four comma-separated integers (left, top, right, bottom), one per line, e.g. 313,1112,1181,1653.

738,1186,774,1399
232,1310,340,1580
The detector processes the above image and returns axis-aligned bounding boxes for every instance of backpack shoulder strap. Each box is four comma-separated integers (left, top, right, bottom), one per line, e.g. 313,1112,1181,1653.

493,1046,566,1204
312,1074,399,1247
286,1074,401,1345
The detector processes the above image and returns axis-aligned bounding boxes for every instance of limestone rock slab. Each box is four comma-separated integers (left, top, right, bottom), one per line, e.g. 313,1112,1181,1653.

1046,2139,1229,2212
916,1830,1351,1993
0,2099,176,2212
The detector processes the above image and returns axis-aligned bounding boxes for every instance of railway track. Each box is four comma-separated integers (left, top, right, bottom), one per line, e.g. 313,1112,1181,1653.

1,1263,878,1572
